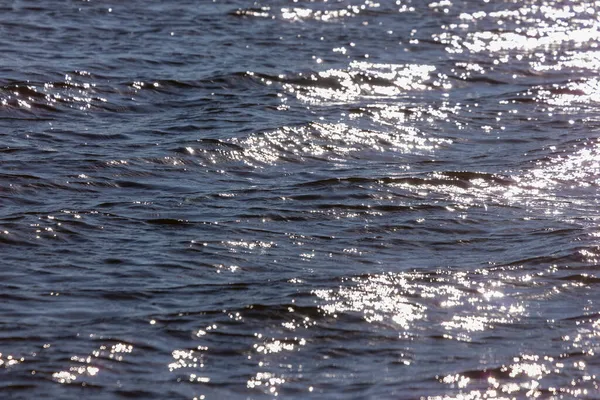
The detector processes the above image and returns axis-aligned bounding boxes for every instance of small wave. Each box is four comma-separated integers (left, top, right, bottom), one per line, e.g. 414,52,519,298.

253,62,443,105
177,122,445,168
0,71,261,116
229,3,385,22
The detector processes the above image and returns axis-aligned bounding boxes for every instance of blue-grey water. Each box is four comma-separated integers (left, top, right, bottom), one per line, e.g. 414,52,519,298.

2,1,600,399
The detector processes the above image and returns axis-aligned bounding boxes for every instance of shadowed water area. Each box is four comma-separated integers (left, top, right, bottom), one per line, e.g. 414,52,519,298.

2,0,600,398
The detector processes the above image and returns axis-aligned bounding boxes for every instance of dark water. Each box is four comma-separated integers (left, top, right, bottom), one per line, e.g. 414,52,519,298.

2,0,600,398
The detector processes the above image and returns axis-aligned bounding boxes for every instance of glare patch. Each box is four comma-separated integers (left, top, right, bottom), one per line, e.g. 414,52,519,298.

226,122,444,166
280,1,381,22
431,350,600,399
314,274,425,327
282,62,439,105
168,325,218,387
313,270,520,340
534,50,600,73
281,7,357,22
168,349,200,372
0,71,107,112
247,371,286,396
535,78,600,106
247,333,308,396
0,352,24,368
52,341,133,384
518,139,600,191
225,240,275,253
443,3,600,55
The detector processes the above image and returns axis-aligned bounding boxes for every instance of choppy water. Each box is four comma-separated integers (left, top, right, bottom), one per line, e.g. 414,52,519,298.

2,0,600,398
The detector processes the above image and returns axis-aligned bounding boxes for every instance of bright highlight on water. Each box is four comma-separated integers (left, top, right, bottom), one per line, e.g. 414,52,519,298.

2,0,600,399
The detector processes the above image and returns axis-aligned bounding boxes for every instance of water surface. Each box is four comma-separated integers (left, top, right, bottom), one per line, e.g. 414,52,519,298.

2,1,600,399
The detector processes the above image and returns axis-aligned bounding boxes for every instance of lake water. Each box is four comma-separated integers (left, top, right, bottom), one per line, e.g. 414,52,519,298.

2,0,600,398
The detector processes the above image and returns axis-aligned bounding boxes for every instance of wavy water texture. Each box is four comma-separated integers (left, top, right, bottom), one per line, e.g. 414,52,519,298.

2,0,600,399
